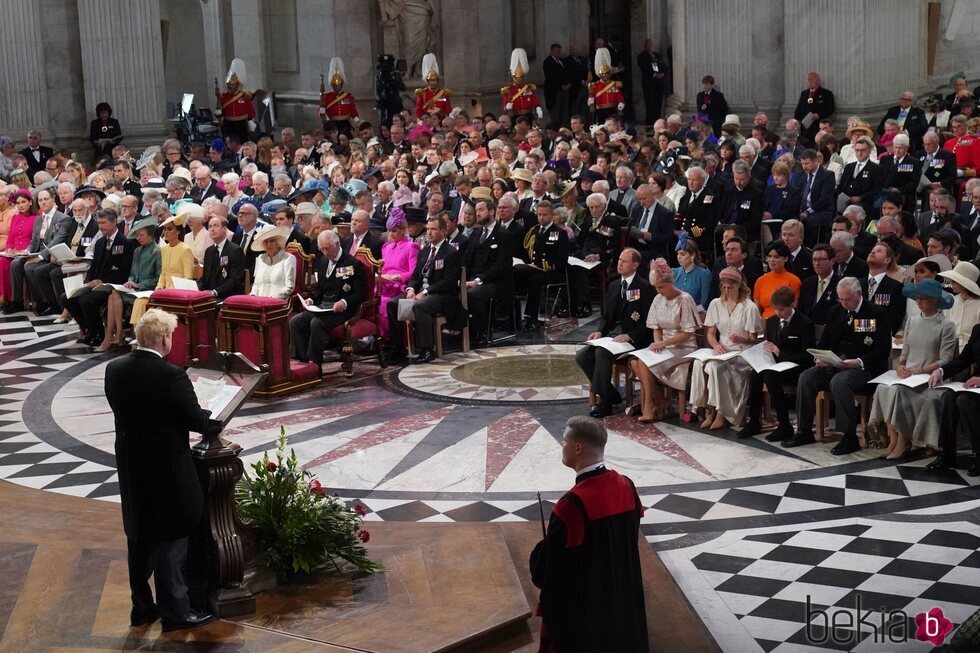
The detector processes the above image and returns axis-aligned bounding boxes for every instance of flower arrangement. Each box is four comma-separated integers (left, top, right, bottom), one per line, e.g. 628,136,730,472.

235,426,382,579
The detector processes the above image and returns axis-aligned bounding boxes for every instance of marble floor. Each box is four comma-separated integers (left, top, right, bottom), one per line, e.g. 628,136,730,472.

1,309,979,652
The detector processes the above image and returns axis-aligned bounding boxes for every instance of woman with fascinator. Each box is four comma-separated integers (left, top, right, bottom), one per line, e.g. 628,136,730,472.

628,257,702,421
379,207,420,341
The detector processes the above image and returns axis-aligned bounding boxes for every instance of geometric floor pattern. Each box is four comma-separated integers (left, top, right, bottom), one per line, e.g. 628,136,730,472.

2,308,979,652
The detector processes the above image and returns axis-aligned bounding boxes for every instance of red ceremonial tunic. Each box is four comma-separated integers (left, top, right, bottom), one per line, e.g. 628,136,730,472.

944,135,978,170
319,91,359,121
219,90,255,122
415,87,452,119
589,80,624,110
502,83,541,115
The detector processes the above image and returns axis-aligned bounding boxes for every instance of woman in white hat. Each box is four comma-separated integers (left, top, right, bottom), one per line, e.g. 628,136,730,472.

249,226,295,300
939,261,980,351
177,202,209,269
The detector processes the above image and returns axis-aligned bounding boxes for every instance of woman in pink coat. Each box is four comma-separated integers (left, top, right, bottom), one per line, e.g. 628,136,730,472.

0,189,38,306
379,208,419,340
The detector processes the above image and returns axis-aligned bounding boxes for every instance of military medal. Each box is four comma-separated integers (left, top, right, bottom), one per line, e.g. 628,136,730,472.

631,311,640,321
342,283,351,292
807,97,814,104
700,103,707,111
221,268,227,279
863,336,872,346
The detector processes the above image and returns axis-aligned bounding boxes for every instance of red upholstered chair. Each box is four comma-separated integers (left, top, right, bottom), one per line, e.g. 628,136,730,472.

148,289,218,367
326,247,386,377
218,295,320,397
285,242,315,313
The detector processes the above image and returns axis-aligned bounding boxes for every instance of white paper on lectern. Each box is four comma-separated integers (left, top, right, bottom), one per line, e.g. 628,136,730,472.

191,376,242,416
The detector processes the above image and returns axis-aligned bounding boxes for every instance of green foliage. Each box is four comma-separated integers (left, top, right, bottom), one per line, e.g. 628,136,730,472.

235,426,382,580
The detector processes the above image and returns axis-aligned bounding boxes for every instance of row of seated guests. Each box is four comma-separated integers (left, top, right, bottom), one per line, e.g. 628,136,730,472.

577,245,980,474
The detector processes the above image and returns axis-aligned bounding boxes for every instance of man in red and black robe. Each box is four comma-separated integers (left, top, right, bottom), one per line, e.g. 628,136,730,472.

530,416,648,653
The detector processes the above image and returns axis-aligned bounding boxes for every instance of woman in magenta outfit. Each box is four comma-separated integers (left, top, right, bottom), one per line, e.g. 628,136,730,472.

0,190,38,305
379,209,419,340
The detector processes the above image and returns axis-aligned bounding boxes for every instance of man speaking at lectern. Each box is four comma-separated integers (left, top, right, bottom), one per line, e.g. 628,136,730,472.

105,308,221,632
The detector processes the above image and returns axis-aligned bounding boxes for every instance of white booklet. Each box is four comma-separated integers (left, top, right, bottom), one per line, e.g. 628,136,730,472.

171,276,199,291
397,298,416,321
191,376,242,416
48,242,90,262
807,348,845,366
302,300,334,313
94,283,154,299
62,274,89,299
740,342,799,374
684,347,742,363
621,348,674,369
582,336,634,355
870,370,931,388
938,381,980,396
568,256,601,270
512,256,544,271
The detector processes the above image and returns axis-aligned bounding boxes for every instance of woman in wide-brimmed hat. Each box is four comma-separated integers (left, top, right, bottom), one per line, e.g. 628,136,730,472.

103,217,160,349
869,278,957,460
940,261,980,351
250,226,295,300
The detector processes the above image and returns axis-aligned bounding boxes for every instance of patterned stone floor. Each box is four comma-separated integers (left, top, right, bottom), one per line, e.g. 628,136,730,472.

2,309,978,651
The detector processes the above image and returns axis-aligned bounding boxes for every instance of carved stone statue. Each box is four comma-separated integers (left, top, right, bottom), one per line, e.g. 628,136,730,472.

379,0,437,79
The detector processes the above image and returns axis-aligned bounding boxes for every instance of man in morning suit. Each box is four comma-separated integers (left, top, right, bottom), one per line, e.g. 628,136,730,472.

793,72,835,145
797,149,836,244
463,198,514,344
576,248,654,418
10,186,70,315
61,209,135,346
830,229,869,279
837,136,884,220
798,244,839,326
628,184,675,269
783,277,890,454
744,286,816,442
230,199,267,277
928,324,980,476
386,216,461,364
520,201,569,331
290,230,366,366
19,130,54,176
861,242,906,336
104,308,218,632
530,416,647,653
198,216,245,301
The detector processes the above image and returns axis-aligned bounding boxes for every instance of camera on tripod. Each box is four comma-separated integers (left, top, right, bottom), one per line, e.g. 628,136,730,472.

375,54,405,125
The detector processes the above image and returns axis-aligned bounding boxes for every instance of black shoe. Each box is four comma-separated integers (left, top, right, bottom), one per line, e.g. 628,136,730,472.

83,334,103,347
765,424,795,443
33,303,54,316
782,433,816,448
831,438,861,455
588,404,612,418
608,389,622,406
412,349,436,364
574,304,593,318
75,335,90,344
739,422,762,438
969,463,980,478
925,457,954,472
2,301,23,315
161,610,214,633
389,348,408,364
521,317,540,332
130,606,160,627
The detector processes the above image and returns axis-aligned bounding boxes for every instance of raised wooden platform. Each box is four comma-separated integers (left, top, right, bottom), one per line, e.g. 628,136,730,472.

0,479,717,652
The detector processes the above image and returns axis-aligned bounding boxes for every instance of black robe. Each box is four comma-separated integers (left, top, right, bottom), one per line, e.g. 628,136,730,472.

530,467,648,652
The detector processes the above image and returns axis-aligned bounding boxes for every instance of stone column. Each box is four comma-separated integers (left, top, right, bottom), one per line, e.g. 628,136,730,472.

77,0,168,148
0,0,51,136
200,0,231,96
441,0,514,117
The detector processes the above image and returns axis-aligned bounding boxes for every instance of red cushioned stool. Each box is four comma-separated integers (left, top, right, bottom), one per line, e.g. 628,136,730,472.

218,295,321,397
148,289,217,367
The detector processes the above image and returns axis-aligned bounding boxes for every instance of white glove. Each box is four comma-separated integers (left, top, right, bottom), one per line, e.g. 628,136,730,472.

214,108,222,117
587,97,595,107
247,120,257,132
535,106,543,119
317,107,326,117
505,102,513,111
617,102,625,111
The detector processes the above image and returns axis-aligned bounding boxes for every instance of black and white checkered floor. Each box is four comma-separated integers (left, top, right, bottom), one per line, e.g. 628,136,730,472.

2,309,979,651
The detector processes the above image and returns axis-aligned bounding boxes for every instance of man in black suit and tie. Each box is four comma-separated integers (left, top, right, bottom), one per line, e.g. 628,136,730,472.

576,248,654,417
918,132,958,207
796,150,836,244
709,235,763,301
783,277,890,454
190,166,226,203
519,201,569,331
542,43,569,126
198,216,245,301
10,186,70,315
744,286,816,441
19,130,53,176
464,198,514,344
878,135,922,212
61,209,136,346
781,219,814,280
798,244,839,326
387,216,462,364
628,184,675,269
230,200,266,277
837,136,884,220
928,324,980,475
371,181,395,231
104,308,218,632
677,166,722,260
289,230,366,366
877,92,928,151
861,242,907,336
830,230,869,280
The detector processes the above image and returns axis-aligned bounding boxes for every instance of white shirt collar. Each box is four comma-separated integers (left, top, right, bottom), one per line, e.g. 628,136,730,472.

622,272,636,286
577,461,606,477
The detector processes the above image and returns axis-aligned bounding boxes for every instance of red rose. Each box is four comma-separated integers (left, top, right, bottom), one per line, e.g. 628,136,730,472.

357,529,370,543
354,504,366,516
266,461,277,472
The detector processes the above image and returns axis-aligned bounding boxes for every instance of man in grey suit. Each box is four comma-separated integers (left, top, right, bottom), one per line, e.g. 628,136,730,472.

611,166,638,215
7,186,71,315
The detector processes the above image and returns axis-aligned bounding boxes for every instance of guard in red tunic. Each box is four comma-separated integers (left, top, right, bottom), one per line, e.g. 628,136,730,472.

588,48,625,126
502,48,543,124
317,57,359,137
415,53,452,122
215,58,256,144
530,416,648,653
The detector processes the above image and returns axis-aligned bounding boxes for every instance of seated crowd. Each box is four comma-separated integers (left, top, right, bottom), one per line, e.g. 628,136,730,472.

0,70,978,471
